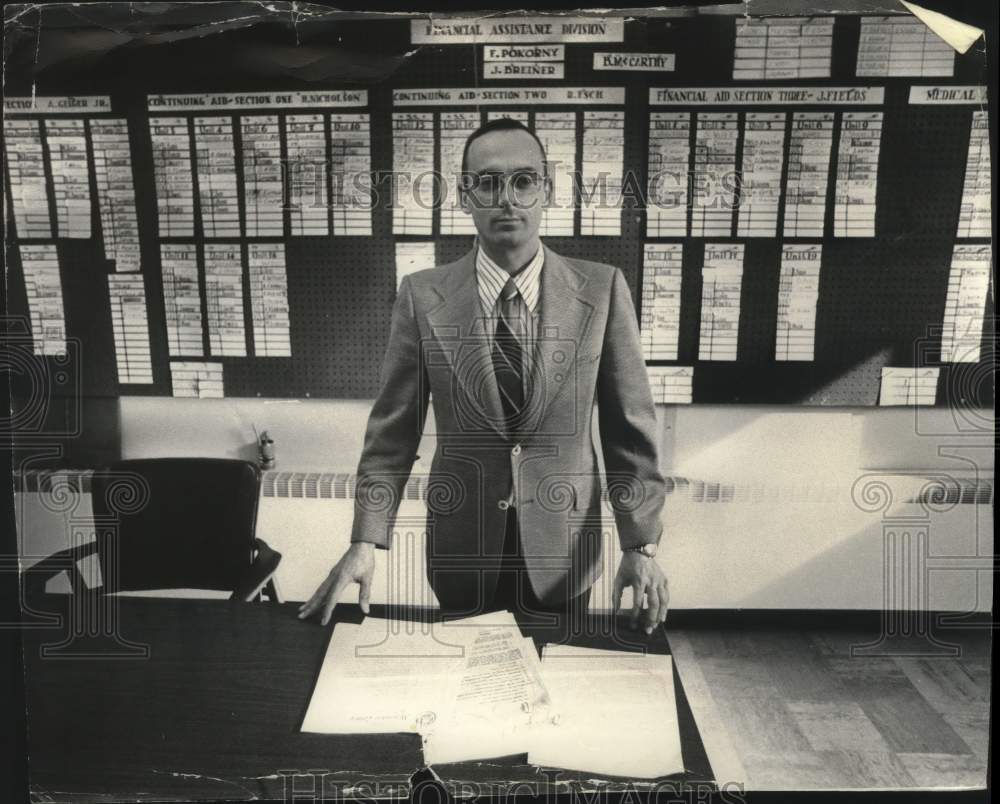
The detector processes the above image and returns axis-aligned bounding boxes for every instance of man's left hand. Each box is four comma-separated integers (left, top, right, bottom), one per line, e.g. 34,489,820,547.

613,552,669,635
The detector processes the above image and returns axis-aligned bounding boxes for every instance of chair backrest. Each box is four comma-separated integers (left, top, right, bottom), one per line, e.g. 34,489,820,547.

90,458,262,594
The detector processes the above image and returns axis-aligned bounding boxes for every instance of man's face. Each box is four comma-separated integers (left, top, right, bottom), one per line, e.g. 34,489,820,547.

460,129,550,250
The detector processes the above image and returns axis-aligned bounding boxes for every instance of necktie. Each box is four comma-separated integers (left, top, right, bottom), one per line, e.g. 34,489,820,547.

492,277,528,431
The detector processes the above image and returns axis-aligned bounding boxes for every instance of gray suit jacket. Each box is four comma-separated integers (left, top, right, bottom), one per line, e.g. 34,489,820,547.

350,243,666,610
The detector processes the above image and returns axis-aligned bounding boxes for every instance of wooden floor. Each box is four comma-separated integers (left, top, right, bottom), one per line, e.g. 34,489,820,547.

667,622,991,790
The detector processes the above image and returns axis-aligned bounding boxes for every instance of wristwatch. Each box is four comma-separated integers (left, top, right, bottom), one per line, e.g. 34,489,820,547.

623,542,658,558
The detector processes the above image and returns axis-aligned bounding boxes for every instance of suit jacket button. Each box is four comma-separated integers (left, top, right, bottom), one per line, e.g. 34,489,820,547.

511,444,521,456
498,500,510,510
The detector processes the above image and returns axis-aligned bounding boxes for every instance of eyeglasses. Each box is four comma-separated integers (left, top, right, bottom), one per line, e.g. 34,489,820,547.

461,170,546,207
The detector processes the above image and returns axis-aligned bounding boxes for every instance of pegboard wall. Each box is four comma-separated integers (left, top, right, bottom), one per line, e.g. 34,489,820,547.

3,8,994,406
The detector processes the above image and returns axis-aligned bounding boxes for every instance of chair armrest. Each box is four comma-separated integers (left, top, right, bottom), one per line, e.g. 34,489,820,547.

22,542,99,600
231,538,282,602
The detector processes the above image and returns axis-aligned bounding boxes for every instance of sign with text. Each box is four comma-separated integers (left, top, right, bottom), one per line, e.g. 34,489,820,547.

5,96,111,114
483,44,565,61
411,17,624,43
393,87,625,105
908,85,987,104
484,62,565,79
650,86,884,105
147,91,368,110
594,52,675,71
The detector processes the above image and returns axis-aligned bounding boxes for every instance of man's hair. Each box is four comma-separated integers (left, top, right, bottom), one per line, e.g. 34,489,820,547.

460,117,548,178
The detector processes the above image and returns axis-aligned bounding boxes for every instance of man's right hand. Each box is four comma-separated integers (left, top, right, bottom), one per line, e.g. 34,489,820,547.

298,542,375,625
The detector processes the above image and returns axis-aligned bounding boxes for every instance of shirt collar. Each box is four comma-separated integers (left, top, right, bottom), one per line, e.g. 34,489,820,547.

475,243,544,314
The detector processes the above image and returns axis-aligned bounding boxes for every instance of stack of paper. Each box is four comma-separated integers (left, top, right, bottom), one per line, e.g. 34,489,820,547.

301,613,683,777
302,611,552,762
422,614,554,764
527,645,684,779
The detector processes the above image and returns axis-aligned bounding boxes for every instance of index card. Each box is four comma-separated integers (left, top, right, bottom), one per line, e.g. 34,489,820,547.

647,112,691,238
204,244,247,357
879,367,939,406
393,113,434,235
784,113,834,238
330,113,374,235
241,115,284,237
248,244,291,357
161,244,204,357
957,111,991,238
285,114,329,236
641,243,683,361
395,242,437,289
699,244,745,361
90,119,141,270
19,244,66,356
775,245,822,361
45,119,92,239
108,275,153,384
150,117,195,237
738,113,786,238
4,119,53,238
194,117,241,237
834,112,883,237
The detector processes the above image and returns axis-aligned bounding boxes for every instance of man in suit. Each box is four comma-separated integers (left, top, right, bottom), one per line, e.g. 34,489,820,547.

300,118,669,633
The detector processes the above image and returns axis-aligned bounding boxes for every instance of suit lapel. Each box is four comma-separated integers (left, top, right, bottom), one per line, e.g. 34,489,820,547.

426,244,595,440
426,249,507,438
528,245,596,432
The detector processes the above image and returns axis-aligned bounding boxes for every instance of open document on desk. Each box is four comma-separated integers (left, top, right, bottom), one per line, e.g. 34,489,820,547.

301,613,683,776
301,611,553,763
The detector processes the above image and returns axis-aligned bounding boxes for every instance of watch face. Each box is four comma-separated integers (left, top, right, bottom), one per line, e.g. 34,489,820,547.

642,543,658,557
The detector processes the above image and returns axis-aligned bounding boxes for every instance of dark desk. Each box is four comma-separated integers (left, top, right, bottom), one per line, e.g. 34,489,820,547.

22,595,714,802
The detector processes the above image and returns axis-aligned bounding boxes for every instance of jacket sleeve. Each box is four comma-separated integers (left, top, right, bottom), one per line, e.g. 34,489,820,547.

350,274,430,550
596,267,668,550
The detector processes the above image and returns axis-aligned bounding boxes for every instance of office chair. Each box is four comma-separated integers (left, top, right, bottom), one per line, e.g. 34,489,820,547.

24,458,281,603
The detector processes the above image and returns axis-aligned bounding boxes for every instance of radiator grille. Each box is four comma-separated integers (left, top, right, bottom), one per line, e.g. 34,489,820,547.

13,469,994,505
